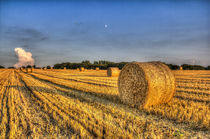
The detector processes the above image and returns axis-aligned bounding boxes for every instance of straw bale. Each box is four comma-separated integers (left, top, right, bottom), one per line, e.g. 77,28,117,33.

107,67,120,77
80,67,85,72
118,62,175,108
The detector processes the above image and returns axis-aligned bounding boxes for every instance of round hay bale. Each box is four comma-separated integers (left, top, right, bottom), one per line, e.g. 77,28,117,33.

80,67,85,72
76,68,80,71
30,68,33,73
107,67,120,77
96,67,100,71
118,62,175,108
64,67,66,70
180,66,183,70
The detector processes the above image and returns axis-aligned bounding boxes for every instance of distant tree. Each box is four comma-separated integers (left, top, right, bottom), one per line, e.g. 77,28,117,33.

82,60,91,64
47,66,51,69
8,67,15,69
181,64,205,70
206,66,210,70
93,61,99,64
0,65,5,69
26,65,32,68
167,64,180,70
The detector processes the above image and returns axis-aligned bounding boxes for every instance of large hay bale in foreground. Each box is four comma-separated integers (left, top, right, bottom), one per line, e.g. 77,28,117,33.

118,62,175,108
80,67,85,72
107,67,120,77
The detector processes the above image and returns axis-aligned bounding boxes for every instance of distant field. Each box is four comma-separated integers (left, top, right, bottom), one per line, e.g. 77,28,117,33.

0,69,209,138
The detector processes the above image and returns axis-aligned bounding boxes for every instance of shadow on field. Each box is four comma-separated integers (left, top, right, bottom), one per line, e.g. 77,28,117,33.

8,84,123,114
33,72,116,88
174,96,210,104
24,73,121,102
36,71,108,77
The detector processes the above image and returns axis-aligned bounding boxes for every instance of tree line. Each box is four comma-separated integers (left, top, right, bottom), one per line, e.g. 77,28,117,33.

1,61,210,70
53,60,128,70
52,61,210,70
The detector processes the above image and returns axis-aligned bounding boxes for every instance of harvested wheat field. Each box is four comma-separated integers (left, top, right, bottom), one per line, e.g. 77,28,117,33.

0,69,209,138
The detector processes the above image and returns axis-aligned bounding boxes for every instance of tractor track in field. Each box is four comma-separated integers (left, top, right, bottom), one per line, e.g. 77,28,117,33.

0,71,12,137
5,72,13,139
24,71,210,137
174,95,210,104
34,72,117,88
17,71,99,137
175,90,210,96
176,85,210,91
5,87,11,139
29,72,119,100
176,78,210,83
15,71,76,137
0,79,10,125
18,72,99,138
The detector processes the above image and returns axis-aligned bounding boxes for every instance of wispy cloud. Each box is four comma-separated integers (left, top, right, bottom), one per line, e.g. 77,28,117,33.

3,26,49,48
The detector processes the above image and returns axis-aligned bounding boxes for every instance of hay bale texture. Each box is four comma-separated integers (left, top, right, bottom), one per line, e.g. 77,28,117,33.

107,67,120,77
26,68,33,73
118,62,175,108
80,67,85,72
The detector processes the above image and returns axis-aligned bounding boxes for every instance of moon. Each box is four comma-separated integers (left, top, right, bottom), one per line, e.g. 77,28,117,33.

104,24,108,28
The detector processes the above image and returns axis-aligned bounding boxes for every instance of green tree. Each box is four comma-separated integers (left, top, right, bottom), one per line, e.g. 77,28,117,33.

0,65,5,69
26,65,32,68
47,66,51,69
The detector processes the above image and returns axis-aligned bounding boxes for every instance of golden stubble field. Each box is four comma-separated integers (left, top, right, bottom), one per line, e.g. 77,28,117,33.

0,69,209,138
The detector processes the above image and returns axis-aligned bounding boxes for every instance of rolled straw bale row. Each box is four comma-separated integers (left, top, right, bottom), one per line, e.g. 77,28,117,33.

118,62,175,108
107,67,120,77
80,67,85,72
26,68,33,73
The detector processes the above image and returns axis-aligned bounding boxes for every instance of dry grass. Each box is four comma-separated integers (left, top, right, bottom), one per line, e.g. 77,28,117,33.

0,69,209,138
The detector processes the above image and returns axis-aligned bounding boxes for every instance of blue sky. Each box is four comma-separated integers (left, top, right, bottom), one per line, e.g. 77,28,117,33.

0,0,210,67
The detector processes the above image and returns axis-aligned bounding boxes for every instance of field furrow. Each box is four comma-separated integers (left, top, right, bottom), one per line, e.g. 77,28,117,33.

22,70,209,138
0,69,209,138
